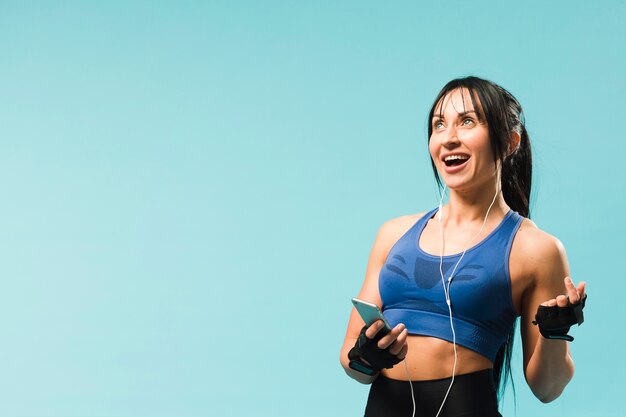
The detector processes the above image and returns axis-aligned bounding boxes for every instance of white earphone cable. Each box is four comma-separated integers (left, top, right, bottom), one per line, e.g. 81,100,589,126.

403,184,500,417
403,359,416,417
434,184,499,417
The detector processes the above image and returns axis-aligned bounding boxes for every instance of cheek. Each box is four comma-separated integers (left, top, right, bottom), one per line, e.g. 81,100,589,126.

476,154,499,176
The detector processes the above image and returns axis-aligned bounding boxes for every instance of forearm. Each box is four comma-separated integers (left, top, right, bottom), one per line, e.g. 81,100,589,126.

525,337,575,402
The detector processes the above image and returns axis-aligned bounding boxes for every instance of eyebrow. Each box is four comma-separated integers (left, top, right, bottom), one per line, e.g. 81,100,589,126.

432,110,478,119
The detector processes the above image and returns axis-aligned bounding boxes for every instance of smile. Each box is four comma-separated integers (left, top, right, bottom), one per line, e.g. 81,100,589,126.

443,154,470,167
441,153,470,173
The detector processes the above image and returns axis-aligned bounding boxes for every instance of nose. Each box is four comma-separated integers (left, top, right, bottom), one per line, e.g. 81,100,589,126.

442,125,460,148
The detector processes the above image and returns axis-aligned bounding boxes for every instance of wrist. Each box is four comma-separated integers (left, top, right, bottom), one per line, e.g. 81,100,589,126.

344,364,379,384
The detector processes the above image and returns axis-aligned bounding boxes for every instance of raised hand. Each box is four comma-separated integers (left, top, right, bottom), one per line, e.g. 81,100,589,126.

533,277,588,341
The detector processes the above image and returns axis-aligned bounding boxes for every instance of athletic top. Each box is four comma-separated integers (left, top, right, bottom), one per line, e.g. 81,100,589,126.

379,208,523,362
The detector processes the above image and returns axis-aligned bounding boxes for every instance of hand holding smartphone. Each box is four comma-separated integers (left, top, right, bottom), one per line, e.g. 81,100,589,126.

348,298,401,376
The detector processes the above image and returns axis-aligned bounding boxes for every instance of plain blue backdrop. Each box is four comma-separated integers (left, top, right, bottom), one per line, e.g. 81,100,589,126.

0,1,624,416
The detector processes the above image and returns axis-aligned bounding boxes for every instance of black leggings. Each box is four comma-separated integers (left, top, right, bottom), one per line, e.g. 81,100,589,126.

364,369,502,417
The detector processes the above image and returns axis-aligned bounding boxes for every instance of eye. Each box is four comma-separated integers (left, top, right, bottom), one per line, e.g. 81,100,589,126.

461,117,475,126
433,119,445,130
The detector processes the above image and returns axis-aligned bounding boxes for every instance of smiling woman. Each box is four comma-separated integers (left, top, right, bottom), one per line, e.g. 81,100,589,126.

340,76,588,417
429,90,497,192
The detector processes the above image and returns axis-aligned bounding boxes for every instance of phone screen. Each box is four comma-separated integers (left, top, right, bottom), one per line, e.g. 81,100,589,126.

351,298,392,330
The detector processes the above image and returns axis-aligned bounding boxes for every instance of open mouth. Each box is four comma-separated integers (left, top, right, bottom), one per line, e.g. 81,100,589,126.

443,154,470,167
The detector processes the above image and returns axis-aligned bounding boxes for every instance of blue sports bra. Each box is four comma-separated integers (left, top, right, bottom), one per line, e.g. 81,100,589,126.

379,208,523,362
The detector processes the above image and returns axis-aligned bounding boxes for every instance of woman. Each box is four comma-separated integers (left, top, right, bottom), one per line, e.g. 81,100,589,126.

340,76,587,417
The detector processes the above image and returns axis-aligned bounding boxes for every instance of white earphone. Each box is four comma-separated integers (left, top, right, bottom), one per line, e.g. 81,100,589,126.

403,183,499,417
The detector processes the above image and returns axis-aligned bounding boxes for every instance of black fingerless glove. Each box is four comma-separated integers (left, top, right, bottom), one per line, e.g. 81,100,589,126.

348,325,402,376
532,295,587,341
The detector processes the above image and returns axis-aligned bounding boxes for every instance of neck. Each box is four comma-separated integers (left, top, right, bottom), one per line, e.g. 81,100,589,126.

440,182,509,225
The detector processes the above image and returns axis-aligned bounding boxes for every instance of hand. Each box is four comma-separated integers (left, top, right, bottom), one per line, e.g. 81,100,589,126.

365,320,409,361
533,276,588,341
541,277,586,308
348,320,410,375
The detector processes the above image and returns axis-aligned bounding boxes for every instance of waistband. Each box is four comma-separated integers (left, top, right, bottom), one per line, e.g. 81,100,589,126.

364,369,501,417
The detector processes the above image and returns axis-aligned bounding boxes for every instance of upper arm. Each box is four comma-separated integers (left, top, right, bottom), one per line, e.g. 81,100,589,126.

514,224,571,373
354,220,397,306
340,215,419,360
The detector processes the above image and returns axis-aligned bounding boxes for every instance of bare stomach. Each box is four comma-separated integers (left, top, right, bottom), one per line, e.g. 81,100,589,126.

382,335,493,381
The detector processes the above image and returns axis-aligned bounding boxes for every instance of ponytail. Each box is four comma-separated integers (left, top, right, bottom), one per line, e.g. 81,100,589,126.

501,125,532,218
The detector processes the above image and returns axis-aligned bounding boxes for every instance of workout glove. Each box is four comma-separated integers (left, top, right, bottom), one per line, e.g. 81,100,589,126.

532,295,587,341
348,325,402,376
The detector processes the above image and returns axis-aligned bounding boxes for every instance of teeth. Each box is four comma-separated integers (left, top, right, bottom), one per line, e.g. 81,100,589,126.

444,155,469,162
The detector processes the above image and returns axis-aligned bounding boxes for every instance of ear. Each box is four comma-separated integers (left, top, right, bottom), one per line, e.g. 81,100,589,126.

507,131,521,157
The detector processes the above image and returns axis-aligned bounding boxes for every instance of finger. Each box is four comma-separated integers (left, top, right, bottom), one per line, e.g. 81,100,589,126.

388,329,408,356
395,343,408,361
542,299,557,307
577,281,587,299
556,295,568,307
378,323,405,349
564,277,580,304
365,320,385,339
377,323,405,349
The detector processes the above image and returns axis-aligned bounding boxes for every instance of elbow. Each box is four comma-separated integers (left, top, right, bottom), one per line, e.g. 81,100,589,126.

536,388,564,404
529,366,574,403
531,381,568,403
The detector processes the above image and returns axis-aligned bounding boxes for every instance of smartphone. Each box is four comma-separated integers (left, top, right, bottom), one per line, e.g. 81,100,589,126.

351,298,392,332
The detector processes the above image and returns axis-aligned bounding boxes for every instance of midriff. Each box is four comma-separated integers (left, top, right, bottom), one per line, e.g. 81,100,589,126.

382,335,493,381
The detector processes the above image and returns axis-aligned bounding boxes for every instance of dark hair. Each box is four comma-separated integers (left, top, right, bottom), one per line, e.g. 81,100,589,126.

427,76,532,399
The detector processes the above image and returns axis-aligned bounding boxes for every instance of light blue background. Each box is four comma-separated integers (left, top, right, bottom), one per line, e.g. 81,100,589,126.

0,1,624,416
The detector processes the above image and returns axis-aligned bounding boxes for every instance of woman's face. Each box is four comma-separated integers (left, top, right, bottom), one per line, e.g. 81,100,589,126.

428,88,497,193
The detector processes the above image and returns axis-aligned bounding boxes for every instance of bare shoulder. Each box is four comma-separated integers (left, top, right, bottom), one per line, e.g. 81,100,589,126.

513,219,567,263
378,212,425,243
511,218,569,287
374,212,426,259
